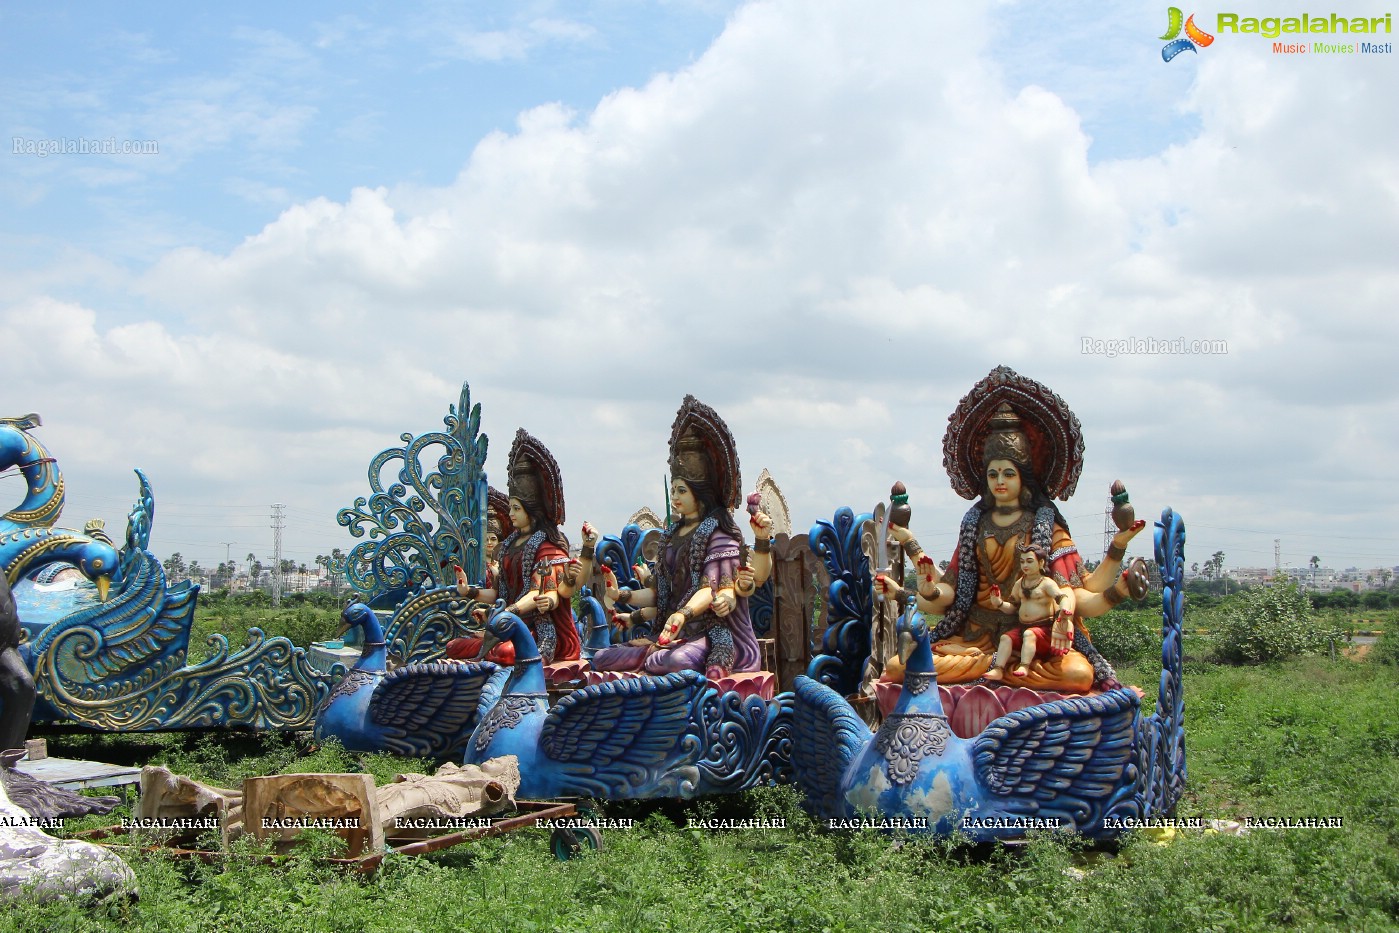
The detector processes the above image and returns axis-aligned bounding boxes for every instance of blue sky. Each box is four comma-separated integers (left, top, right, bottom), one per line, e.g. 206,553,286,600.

3,1,1396,574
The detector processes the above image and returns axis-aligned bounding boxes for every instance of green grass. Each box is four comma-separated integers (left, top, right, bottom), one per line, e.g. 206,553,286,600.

16,654,1399,931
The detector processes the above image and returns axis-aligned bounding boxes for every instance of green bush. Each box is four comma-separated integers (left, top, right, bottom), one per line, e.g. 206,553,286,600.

1372,626,1399,666
1084,610,1159,667
1211,581,1343,664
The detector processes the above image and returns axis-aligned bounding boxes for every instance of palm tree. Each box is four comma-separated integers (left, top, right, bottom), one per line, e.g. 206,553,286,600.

1309,555,1320,590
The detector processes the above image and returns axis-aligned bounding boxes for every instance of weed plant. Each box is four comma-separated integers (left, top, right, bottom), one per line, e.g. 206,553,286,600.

1207,582,1346,665
16,654,1399,931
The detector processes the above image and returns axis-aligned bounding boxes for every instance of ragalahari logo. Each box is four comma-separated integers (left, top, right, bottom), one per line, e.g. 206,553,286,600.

1161,7,1216,60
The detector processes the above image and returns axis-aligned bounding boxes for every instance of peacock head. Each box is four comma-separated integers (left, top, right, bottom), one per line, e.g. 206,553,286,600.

896,602,931,667
477,601,526,661
71,538,121,601
339,601,377,637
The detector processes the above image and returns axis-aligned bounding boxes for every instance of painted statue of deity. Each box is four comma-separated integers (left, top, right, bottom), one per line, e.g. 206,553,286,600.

877,367,1148,693
449,430,581,666
586,396,766,679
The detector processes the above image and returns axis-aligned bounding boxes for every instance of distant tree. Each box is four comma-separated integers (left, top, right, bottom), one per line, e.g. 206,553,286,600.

163,552,187,580
1362,590,1390,611
1328,588,1359,609
1309,555,1320,590
187,560,203,581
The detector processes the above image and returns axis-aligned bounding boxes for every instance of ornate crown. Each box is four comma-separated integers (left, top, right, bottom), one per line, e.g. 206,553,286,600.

942,366,1084,501
667,395,741,511
507,429,565,526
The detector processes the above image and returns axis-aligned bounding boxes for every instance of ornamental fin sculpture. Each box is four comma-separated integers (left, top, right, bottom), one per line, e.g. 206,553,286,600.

3,416,334,732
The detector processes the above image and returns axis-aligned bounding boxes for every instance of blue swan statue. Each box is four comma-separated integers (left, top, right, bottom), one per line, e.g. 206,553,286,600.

315,602,508,759
793,602,1142,839
464,605,711,799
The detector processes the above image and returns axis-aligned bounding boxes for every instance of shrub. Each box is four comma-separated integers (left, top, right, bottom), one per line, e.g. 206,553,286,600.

1084,610,1159,667
1211,581,1343,664
1371,626,1399,666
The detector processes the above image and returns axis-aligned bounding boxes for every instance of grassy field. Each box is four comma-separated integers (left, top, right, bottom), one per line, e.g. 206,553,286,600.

11,608,1399,932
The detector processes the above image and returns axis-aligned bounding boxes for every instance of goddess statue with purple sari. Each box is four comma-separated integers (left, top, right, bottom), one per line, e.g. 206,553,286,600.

588,396,764,679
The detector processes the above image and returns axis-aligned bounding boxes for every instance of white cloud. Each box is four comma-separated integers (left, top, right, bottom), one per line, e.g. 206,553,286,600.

5,0,1396,571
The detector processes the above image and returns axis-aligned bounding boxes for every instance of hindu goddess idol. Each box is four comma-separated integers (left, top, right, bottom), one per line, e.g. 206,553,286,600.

586,396,765,679
449,429,581,666
878,367,1147,693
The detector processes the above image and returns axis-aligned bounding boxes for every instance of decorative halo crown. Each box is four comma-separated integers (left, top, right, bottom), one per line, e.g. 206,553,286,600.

507,429,565,526
942,366,1084,501
667,395,741,511
485,486,510,537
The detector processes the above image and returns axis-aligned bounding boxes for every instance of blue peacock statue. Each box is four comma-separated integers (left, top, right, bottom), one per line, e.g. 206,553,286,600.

463,605,791,800
793,602,1143,839
315,602,509,759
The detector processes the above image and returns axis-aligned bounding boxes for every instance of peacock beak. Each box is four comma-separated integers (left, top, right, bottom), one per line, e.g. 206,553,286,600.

476,631,500,662
897,630,914,666
96,575,110,602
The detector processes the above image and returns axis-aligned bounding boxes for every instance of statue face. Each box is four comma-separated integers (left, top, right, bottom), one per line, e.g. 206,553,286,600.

670,480,700,521
985,459,1022,507
508,497,533,533
1018,549,1043,578
485,528,500,556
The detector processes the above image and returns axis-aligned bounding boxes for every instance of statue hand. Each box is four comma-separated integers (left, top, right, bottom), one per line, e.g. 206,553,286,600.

581,522,599,547
533,593,558,614
750,510,774,538
561,560,580,588
916,554,940,599
657,612,685,646
712,589,737,617
632,562,652,587
601,565,621,602
888,523,913,545
734,566,756,598
874,573,904,600
1111,519,1147,551
471,606,487,623
1051,615,1073,654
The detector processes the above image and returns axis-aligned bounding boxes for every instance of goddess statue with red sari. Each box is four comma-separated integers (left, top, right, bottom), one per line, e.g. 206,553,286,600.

448,430,581,666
